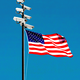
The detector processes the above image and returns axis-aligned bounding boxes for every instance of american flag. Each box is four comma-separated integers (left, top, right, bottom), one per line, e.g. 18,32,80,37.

25,30,73,58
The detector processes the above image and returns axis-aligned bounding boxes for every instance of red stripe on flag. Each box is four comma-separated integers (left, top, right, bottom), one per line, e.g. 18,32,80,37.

29,52,48,55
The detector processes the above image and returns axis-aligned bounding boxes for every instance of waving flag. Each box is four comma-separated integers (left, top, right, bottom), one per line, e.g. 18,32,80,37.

26,30,73,58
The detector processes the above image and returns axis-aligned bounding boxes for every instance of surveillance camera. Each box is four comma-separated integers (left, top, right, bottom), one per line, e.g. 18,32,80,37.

20,4,31,10
17,0,25,3
13,16,27,24
16,8,23,13
20,23,34,29
19,13,31,19
24,5,31,10
24,24,34,29
24,14,32,19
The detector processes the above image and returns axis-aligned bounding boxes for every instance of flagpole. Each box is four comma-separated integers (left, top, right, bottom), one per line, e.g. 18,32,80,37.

22,4,24,80
13,1,34,80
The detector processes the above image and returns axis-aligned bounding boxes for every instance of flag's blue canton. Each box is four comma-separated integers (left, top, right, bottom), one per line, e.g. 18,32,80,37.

26,30,44,44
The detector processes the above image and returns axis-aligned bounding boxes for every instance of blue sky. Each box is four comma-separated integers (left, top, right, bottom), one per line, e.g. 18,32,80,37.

0,0,80,80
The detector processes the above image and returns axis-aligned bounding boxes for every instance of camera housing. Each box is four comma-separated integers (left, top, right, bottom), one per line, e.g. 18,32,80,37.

20,23,34,29
17,0,25,3
24,14,32,19
13,16,27,24
16,8,23,13
24,5,31,10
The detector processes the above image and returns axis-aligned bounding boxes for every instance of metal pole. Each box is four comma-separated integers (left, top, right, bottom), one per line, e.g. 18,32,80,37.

22,4,24,80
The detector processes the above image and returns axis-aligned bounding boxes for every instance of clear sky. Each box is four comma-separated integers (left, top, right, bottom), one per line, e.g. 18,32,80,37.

0,0,80,80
